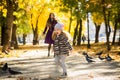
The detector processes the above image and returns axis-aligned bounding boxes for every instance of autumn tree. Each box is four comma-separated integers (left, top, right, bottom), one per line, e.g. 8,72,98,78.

92,13,104,43
102,0,112,50
2,0,14,53
11,0,19,49
111,0,120,45
0,0,6,46
59,0,75,33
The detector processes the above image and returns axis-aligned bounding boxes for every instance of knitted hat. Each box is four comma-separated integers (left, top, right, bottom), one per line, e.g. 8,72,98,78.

54,22,64,30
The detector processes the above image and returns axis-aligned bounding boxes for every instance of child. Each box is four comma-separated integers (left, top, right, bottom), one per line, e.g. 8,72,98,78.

52,22,73,77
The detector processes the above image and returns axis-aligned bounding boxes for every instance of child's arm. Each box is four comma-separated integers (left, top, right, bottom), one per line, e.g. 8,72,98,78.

62,37,72,51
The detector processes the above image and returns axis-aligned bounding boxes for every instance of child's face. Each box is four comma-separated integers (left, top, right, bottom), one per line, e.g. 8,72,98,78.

54,29,62,35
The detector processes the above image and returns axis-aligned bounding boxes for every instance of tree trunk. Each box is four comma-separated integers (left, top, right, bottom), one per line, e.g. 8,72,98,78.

112,18,117,45
102,0,110,51
77,19,82,45
118,33,120,45
94,23,101,43
107,11,111,38
33,27,39,45
87,12,90,48
68,7,72,33
118,12,120,45
2,0,13,53
23,33,27,45
1,17,6,46
33,15,39,45
73,19,79,46
1,24,5,46
11,16,18,49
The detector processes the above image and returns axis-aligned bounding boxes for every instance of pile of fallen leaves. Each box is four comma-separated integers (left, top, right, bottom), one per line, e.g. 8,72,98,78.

0,45,46,58
74,42,120,62
0,50,22,58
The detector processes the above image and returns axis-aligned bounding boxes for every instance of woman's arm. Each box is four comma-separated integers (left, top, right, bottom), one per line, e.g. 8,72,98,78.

43,26,47,34
43,19,50,34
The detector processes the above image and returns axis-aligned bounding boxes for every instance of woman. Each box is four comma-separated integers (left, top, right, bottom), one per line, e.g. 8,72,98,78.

43,13,57,57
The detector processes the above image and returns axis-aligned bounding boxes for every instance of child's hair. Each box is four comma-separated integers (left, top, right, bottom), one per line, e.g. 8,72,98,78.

52,31,72,41
52,31,57,40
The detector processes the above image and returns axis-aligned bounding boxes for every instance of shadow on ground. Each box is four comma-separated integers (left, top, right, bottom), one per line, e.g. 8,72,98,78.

0,50,120,80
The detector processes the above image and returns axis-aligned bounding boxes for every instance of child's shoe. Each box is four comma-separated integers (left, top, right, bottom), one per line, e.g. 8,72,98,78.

60,72,67,78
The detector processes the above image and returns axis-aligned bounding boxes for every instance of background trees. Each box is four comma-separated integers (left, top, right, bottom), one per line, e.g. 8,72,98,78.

0,0,120,53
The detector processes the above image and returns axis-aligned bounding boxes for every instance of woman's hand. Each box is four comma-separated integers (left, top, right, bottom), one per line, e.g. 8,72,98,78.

43,32,45,35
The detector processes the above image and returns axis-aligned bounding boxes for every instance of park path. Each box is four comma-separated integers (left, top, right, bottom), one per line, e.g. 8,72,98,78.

0,46,120,80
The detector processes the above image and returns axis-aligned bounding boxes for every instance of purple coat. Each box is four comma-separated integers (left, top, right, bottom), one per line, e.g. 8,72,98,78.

43,19,57,44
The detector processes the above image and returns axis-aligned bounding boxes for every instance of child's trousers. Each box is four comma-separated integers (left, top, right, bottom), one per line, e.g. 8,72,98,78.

54,54,67,74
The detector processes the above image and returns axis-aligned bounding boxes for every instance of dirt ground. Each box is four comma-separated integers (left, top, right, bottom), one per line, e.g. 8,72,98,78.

0,45,120,80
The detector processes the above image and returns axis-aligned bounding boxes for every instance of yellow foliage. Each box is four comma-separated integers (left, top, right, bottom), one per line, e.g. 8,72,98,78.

27,0,73,35
92,12,104,25
14,0,80,36
2,9,7,17
0,6,4,10
0,0,87,38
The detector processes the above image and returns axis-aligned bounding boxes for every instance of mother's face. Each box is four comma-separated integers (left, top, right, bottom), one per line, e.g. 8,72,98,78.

50,13,54,19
